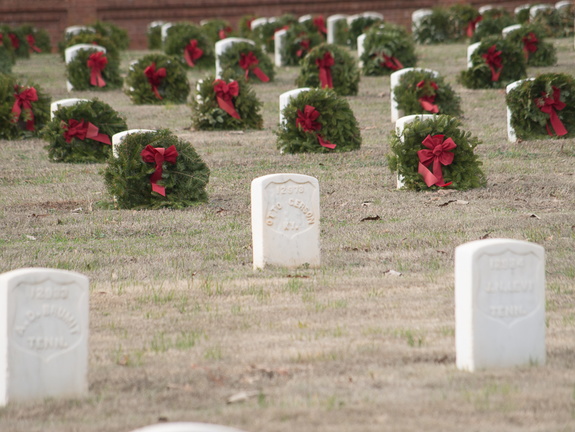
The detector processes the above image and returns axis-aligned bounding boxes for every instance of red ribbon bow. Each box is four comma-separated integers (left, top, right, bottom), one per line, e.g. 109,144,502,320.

140,145,179,196
213,79,241,119
8,33,19,49
296,38,310,58
380,54,403,71
87,51,107,87
144,62,167,99
296,105,336,150
63,119,111,145
12,86,38,131
417,134,456,187
218,26,232,40
481,45,503,82
26,34,41,53
522,32,538,58
238,52,270,82
313,16,327,35
316,51,334,89
416,80,439,114
536,86,568,137
466,16,483,38
184,39,203,67
0,34,3,46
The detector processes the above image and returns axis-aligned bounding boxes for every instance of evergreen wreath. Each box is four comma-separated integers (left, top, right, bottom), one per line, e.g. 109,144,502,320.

530,7,564,37
124,53,190,105
470,10,515,43
217,41,275,83
275,88,362,154
360,24,417,76
300,15,328,40
147,23,163,50
448,4,481,40
91,20,130,50
557,4,574,37
413,8,455,44
347,16,383,49
60,33,120,62
0,45,13,74
103,129,210,209
505,24,557,67
394,69,463,118
201,19,234,42
190,76,263,130
239,14,257,38
163,23,215,70
0,26,29,59
66,47,123,91
516,7,530,24
0,74,51,140
387,115,486,191
57,27,95,57
251,14,298,53
41,99,127,163
506,73,575,140
17,25,51,53
458,35,526,89
280,24,324,66
333,19,349,46
295,43,360,96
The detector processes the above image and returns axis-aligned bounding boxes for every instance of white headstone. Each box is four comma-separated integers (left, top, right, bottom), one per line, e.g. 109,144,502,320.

65,44,106,92
455,239,546,372
64,25,94,38
502,24,522,37
467,42,481,68
357,33,367,67
147,20,165,31
298,14,312,23
250,17,269,30
326,14,348,44
346,13,362,26
112,129,156,158
0,268,89,406
394,114,434,188
412,9,433,33
160,22,173,44
478,5,494,13
130,423,248,432
251,173,320,269
390,68,439,123
506,78,534,142
274,28,287,67
215,37,255,78
555,0,573,10
279,88,310,127
514,3,531,15
530,3,554,18
50,98,89,120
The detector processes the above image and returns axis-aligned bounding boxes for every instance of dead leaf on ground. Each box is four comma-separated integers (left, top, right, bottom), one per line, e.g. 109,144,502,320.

25,235,36,241
361,201,373,207
436,250,447,254
71,207,83,213
439,200,468,207
438,200,457,207
360,215,381,222
29,213,49,218
528,213,541,219
227,390,260,404
479,232,491,239
287,274,310,278
384,269,402,277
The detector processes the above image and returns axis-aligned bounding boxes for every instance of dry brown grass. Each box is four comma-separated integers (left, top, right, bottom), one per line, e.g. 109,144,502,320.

0,39,574,432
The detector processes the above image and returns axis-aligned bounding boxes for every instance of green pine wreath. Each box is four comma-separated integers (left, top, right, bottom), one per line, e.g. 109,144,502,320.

413,8,455,44
516,7,530,24
251,14,298,53
91,21,130,50
66,47,123,91
201,19,234,42
57,27,95,57
333,19,349,45
300,15,328,40
0,26,29,59
0,45,13,74
103,129,210,209
470,10,515,43
530,7,564,37
239,15,257,38
60,33,120,62
360,24,417,76
506,73,575,140
0,74,50,139
347,16,383,49
218,41,275,83
124,53,190,104
276,88,362,154
17,25,51,53
448,4,481,40
190,76,263,130
387,115,486,191
295,43,360,96
41,99,127,163
459,35,526,89
163,23,215,70
556,4,574,37
505,24,557,67
394,69,462,117
147,23,163,50
280,24,324,66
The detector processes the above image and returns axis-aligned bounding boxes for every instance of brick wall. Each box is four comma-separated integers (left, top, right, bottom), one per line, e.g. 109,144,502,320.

0,0,552,50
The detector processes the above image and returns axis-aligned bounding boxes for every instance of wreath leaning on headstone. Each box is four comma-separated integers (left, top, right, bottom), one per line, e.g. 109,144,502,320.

217,41,275,83
506,73,575,140
394,69,462,117
0,74,51,140
347,16,383,49
387,115,486,191
0,26,29,59
59,33,120,62
360,24,417,76
470,9,515,43
17,24,51,54
295,43,360,96
201,19,234,41
506,24,557,67
103,129,210,209
448,4,481,40
67,47,123,91
90,20,130,50
147,22,163,50
190,76,263,131
413,8,454,44
276,88,362,154
163,23,215,70
280,24,324,66
124,53,190,104
41,99,127,163
459,35,526,89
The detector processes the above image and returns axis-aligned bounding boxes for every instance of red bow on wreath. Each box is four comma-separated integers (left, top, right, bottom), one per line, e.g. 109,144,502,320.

26,34,41,53
417,134,456,187
296,38,310,58
313,16,327,35
63,119,111,145
0,34,3,46
315,51,334,89
416,80,439,114
184,39,203,67
522,32,538,59
466,16,483,38
8,33,19,50
218,26,232,40
239,52,270,82
481,45,503,82
11,85,38,131
380,53,403,71
296,105,336,150
536,86,568,137
213,79,241,119
144,62,167,100
87,51,107,87
140,145,179,196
